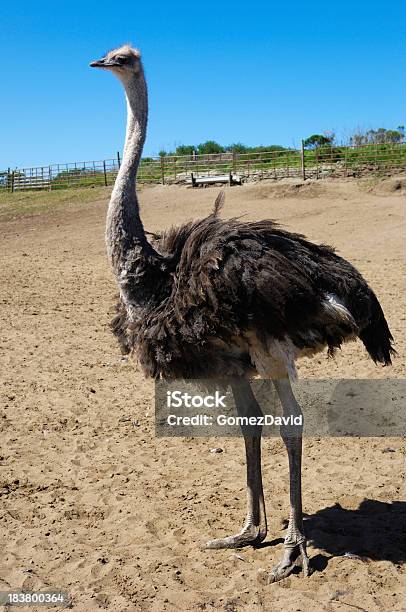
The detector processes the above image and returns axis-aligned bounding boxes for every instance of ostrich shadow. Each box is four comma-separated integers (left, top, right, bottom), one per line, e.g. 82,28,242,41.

302,499,406,572
255,499,406,572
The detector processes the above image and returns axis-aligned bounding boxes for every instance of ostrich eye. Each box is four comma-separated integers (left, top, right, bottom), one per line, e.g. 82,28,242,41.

115,55,129,65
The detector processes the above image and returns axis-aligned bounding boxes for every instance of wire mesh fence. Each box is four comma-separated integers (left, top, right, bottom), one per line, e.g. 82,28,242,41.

1,142,405,192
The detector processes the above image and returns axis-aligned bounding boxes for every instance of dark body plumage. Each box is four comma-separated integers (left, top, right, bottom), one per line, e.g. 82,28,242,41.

111,197,394,380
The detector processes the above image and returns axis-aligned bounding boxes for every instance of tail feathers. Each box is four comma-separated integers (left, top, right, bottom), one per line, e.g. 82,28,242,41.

359,292,395,366
322,293,358,331
212,191,225,218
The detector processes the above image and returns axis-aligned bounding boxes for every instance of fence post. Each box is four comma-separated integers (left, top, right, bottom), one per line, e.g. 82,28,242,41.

160,157,165,184
300,140,306,180
103,160,108,186
10,171,15,193
117,151,121,169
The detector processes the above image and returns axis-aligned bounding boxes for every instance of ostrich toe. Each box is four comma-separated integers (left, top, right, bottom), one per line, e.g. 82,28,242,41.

265,542,310,583
202,524,266,549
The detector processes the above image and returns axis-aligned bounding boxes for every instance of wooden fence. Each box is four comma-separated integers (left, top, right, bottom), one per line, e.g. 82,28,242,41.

1,142,405,192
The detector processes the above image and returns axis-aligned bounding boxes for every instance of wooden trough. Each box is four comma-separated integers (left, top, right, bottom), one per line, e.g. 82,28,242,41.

188,172,242,187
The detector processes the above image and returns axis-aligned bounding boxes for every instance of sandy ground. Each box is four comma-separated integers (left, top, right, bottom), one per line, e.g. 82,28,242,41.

0,177,405,611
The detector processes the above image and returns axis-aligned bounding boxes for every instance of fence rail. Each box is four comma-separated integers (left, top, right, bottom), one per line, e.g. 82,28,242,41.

1,142,406,192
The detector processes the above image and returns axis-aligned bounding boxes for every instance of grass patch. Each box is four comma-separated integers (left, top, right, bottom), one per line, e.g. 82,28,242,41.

0,186,111,219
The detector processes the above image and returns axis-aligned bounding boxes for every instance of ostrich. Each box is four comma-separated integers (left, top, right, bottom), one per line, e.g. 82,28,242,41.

90,45,394,582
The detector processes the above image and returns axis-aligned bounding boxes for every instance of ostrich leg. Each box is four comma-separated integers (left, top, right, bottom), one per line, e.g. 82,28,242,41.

204,379,267,549
267,376,310,582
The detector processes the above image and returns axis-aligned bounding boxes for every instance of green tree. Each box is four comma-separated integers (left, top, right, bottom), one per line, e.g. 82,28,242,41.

350,127,405,146
251,145,287,153
175,145,195,156
158,149,167,157
382,129,403,143
227,142,247,153
197,141,224,155
304,134,334,149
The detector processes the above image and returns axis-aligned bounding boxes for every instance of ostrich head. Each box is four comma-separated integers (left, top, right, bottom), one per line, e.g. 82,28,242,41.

90,45,142,82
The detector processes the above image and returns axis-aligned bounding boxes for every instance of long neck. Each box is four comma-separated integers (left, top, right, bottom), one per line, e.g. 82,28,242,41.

106,68,154,273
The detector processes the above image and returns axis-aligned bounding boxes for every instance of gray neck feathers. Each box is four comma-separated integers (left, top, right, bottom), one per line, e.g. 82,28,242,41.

106,68,153,274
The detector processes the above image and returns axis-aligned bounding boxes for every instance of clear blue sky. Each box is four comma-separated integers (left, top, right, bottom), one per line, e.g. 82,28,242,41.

1,1,405,169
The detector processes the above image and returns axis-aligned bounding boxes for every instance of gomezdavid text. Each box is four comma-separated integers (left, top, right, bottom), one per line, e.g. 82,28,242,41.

216,414,303,426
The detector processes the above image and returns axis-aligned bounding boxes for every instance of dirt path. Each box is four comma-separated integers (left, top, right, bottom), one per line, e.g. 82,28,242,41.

0,178,405,611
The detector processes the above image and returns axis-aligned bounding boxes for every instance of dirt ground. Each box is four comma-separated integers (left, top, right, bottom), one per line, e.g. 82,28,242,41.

0,177,405,611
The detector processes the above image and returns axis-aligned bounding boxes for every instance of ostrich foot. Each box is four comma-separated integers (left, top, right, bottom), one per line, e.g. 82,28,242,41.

203,524,266,549
266,541,310,583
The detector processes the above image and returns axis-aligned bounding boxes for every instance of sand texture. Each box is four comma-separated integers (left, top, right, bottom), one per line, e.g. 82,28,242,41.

0,177,405,611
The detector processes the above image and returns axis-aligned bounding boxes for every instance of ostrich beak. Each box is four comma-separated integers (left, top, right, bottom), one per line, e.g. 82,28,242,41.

90,58,107,68
90,57,121,68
